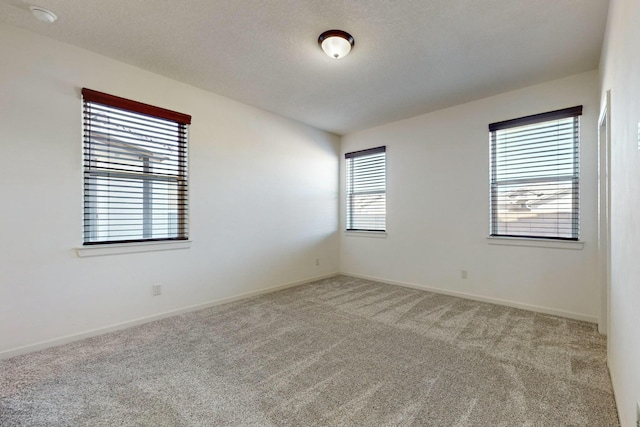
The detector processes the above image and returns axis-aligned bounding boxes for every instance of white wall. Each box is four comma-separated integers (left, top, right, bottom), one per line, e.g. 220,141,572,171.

599,0,640,425
0,24,340,356
340,71,600,321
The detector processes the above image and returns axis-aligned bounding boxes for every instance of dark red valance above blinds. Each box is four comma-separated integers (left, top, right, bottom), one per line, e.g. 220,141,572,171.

81,88,192,125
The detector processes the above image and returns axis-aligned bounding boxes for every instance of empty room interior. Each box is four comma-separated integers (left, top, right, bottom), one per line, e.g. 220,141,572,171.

1,0,639,425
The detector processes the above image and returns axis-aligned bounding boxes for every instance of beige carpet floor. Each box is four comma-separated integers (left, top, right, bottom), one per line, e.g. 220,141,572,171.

0,275,619,426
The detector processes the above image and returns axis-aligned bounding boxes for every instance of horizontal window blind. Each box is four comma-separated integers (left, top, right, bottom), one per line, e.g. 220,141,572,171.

346,146,386,231
489,106,582,240
82,88,191,245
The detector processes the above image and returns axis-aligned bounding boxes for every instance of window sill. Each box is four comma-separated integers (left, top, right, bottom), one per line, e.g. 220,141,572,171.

345,231,387,238
76,240,192,257
486,236,584,250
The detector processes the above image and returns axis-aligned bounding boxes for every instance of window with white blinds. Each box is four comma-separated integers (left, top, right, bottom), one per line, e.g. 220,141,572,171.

82,88,191,245
345,146,386,232
489,106,582,240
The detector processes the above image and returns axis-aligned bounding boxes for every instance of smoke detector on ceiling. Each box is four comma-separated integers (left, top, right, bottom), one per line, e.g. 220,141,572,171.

29,6,57,23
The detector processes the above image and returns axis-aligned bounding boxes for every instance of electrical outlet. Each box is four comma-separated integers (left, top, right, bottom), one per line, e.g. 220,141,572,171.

315,258,320,266
460,270,468,279
152,284,162,296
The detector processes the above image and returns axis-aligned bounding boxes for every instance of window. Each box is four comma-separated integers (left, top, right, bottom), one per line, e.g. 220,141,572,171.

489,106,582,240
82,88,191,245
345,146,386,232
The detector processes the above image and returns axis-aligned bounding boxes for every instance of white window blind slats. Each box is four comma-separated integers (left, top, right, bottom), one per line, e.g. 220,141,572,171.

86,119,185,145
489,106,581,240
82,88,190,245
345,147,386,232
85,136,186,160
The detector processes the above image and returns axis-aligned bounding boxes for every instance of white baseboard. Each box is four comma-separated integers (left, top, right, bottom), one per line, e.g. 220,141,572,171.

0,272,339,360
1,270,597,360
341,272,598,324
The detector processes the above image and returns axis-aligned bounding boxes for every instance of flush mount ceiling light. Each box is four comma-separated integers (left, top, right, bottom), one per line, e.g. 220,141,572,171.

318,30,354,59
29,6,57,23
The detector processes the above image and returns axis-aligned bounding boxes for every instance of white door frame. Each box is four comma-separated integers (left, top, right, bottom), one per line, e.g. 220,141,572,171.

597,90,611,336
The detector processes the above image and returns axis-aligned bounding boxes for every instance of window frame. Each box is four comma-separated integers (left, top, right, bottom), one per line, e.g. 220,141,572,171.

345,146,387,232
489,106,582,241
81,88,191,246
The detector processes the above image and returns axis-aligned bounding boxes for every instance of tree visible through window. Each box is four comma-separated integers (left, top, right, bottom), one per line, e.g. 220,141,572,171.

489,106,582,240
345,146,386,232
82,89,191,245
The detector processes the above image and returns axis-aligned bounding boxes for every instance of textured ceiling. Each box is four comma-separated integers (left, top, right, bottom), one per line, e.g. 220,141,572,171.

0,0,609,135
